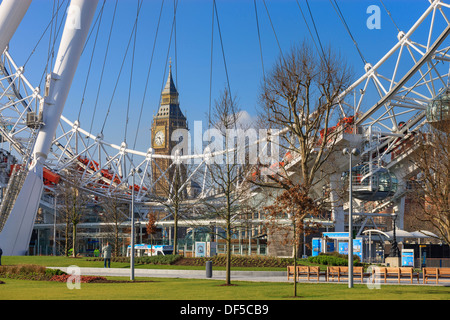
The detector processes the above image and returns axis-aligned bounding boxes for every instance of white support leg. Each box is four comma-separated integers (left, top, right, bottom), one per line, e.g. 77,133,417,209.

330,173,345,232
0,0,32,54
0,0,98,256
394,197,406,230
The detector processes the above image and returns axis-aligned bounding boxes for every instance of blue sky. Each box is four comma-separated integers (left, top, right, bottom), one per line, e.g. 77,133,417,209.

6,0,439,152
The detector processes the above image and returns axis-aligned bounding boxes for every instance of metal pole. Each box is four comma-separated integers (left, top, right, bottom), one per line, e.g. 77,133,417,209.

348,151,354,288
53,194,57,256
343,147,359,288
130,170,135,281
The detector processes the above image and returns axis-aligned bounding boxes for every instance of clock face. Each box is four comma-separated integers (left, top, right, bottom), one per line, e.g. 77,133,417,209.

154,130,165,147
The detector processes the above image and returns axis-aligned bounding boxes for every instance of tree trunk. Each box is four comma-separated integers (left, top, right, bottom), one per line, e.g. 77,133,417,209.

72,223,77,258
293,223,298,297
226,220,232,285
64,221,70,256
114,221,120,257
173,213,178,255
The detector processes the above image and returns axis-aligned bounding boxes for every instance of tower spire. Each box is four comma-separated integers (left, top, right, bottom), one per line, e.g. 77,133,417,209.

155,63,185,120
163,58,177,95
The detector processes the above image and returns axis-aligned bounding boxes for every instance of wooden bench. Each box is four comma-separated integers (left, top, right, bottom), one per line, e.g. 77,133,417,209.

326,266,367,283
423,267,450,284
399,267,420,283
287,266,297,281
287,266,325,281
372,267,419,284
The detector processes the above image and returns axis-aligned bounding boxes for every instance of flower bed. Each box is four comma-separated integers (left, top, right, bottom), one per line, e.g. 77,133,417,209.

50,274,108,283
0,264,111,283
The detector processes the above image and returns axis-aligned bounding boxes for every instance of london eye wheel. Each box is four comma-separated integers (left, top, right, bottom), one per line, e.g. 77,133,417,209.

0,0,449,254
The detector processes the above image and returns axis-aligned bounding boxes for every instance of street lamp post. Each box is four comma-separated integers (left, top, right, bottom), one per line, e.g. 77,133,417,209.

53,193,57,256
390,212,400,258
130,167,142,281
342,147,360,289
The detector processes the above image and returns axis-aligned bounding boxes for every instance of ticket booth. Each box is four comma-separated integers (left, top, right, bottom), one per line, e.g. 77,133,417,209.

311,232,367,261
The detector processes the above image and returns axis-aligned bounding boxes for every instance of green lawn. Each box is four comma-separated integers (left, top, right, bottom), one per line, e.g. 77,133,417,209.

1,256,449,300
0,277,449,300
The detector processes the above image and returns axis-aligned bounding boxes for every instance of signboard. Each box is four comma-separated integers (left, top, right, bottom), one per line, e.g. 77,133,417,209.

401,249,415,267
353,238,362,260
195,242,206,257
338,239,363,260
338,241,348,255
312,238,322,256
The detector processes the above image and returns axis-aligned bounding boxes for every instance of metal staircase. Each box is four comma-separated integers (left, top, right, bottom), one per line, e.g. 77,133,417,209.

0,123,40,232
0,164,27,232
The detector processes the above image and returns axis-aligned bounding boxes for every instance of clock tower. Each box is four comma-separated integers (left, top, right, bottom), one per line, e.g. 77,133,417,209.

151,65,187,197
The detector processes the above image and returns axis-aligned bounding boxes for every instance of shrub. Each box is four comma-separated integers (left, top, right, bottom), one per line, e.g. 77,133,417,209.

0,264,47,274
307,253,361,266
45,268,67,277
136,254,182,265
0,264,50,281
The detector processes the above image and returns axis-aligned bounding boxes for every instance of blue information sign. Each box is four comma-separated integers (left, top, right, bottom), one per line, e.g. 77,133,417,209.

312,238,321,256
401,249,414,267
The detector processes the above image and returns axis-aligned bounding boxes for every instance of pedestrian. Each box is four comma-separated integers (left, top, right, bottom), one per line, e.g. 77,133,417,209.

0,246,2,266
102,242,112,268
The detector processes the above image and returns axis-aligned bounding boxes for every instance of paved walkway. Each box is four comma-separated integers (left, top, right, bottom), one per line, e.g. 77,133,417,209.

48,267,450,286
50,267,288,282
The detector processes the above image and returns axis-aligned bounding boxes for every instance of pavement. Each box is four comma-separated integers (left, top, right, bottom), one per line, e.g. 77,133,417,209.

48,267,450,286
49,267,288,282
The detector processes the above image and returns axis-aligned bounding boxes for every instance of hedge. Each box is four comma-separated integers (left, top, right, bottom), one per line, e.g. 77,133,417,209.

307,253,362,266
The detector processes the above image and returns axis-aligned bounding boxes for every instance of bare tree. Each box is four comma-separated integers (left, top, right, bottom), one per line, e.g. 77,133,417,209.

56,172,91,257
101,192,128,257
257,40,353,193
200,87,254,285
153,158,197,255
409,126,450,244
265,182,320,297
254,41,353,296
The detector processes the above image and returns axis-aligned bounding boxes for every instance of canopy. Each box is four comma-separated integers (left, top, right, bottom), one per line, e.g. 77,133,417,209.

409,230,439,239
362,228,439,239
384,228,415,238
362,229,390,238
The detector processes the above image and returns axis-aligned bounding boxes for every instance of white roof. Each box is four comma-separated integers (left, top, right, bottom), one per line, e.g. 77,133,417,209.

363,228,439,239
409,230,439,238
384,228,415,238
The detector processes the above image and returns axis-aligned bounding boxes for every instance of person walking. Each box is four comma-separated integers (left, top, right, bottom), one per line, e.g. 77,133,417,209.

0,246,2,266
102,242,112,268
